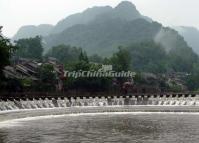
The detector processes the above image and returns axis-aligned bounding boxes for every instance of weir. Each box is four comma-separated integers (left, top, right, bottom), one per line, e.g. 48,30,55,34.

0,94,199,111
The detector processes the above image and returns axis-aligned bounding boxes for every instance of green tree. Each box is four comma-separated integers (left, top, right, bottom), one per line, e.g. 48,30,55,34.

168,46,198,72
89,54,103,63
46,45,82,64
127,41,167,73
64,51,112,92
15,36,43,59
186,62,199,91
0,27,16,86
34,64,56,91
110,47,131,71
69,49,90,71
79,49,89,63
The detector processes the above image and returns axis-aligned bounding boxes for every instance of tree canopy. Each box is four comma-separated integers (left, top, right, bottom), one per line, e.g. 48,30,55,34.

0,27,16,79
109,47,131,71
15,36,43,60
46,45,82,64
124,41,199,74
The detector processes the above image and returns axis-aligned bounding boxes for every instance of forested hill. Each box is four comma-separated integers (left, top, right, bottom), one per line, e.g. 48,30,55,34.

44,19,161,56
13,1,151,40
173,26,199,55
13,1,195,58
43,1,190,56
50,1,151,35
13,24,53,40
5,1,199,92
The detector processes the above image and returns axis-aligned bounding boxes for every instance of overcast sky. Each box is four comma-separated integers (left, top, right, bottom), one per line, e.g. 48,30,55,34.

0,0,199,38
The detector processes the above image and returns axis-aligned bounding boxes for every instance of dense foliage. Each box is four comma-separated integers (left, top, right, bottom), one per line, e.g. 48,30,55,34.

127,41,167,73
109,47,131,71
15,36,43,60
63,51,112,92
89,54,103,63
45,19,162,56
174,26,199,55
186,63,199,91
33,64,57,92
124,41,198,74
168,46,198,72
46,45,82,64
0,27,16,86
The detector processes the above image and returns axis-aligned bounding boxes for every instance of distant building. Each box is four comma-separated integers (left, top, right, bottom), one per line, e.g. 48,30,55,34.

3,57,65,91
3,59,40,81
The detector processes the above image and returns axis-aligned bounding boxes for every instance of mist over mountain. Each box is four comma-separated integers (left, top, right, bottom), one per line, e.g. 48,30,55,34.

51,6,112,34
13,1,194,58
13,1,151,40
94,1,152,23
43,1,187,56
154,27,190,52
4,0,199,93
13,24,53,40
44,18,160,56
44,1,156,56
173,26,199,55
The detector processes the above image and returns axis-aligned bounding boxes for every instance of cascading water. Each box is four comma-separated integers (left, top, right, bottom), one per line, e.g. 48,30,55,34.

0,95,199,111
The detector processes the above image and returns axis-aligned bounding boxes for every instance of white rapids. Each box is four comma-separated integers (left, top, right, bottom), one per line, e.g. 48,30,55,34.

1,95,199,111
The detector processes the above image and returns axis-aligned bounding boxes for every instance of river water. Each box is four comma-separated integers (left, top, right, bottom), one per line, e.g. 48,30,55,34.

0,110,199,143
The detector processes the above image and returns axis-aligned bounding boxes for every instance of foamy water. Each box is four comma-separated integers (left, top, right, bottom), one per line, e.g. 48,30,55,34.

1,108,199,128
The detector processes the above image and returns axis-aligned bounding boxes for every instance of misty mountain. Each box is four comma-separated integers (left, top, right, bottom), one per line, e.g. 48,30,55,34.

51,6,112,34
12,6,113,40
51,1,152,34
45,18,161,56
13,24,53,40
93,1,152,23
43,1,155,56
173,26,199,55
43,1,188,56
13,1,151,40
13,1,194,59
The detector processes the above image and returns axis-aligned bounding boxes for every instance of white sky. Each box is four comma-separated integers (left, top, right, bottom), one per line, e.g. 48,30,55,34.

0,0,199,38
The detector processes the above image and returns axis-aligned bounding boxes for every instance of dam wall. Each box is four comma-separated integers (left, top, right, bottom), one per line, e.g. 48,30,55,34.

1,94,199,112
